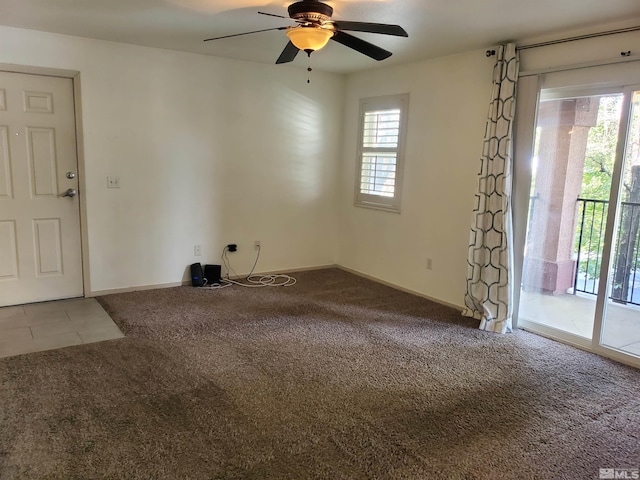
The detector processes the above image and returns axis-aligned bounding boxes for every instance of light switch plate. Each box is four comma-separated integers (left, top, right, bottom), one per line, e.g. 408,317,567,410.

107,176,120,188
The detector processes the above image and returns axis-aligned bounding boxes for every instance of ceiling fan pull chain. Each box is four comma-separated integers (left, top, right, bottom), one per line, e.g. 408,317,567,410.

307,54,312,84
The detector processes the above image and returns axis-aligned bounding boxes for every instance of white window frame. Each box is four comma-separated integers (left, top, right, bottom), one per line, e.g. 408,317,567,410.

354,93,409,213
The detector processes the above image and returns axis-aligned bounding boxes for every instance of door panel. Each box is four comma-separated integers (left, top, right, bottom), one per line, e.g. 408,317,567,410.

23,91,54,114
519,92,623,339
0,71,82,306
0,220,18,279
33,218,63,276
601,89,640,357
0,126,11,197
27,127,58,197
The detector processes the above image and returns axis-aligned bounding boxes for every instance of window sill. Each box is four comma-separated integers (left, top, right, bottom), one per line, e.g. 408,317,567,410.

354,201,401,213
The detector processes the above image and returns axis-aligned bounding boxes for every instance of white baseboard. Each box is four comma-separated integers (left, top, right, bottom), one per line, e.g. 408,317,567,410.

89,264,338,296
88,264,461,313
88,281,184,297
230,264,338,279
336,265,464,311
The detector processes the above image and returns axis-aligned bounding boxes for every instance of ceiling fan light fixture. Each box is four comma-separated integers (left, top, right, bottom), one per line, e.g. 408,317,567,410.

286,27,333,52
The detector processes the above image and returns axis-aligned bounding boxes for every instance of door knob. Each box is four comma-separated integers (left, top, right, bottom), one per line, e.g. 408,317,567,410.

61,188,77,198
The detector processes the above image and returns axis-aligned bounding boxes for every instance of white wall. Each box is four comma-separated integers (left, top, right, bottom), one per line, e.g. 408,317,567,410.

0,26,345,293
337,51,495,308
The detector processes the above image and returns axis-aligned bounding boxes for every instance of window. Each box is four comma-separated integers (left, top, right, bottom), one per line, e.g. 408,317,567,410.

355,94,409,212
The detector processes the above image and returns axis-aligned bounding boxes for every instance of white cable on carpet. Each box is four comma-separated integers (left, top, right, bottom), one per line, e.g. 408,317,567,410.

215,245,296,289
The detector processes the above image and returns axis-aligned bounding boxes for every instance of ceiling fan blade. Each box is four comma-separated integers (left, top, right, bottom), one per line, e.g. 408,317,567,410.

332,21,408,37
331,31,392,61
258,11,289,20
276,41,300,64
204,27,286,42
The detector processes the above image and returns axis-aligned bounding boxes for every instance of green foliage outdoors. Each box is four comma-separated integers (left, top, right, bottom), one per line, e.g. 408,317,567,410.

576,93,640,293
581,95,622,200
572,96,620,281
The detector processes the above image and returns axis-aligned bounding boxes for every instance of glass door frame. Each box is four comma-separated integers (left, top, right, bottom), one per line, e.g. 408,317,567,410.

593,85,636,360
513,77,640,369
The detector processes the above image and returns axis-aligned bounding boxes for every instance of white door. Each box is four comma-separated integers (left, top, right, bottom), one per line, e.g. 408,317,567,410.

0,71,83,307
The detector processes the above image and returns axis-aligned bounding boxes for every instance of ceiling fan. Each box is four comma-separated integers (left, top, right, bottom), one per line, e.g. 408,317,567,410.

203,0,408,64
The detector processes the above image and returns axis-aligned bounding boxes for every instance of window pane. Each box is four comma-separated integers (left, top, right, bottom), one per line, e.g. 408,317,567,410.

355,93,408,212
520,93,623,339
360,153,397,197
363,109,401,148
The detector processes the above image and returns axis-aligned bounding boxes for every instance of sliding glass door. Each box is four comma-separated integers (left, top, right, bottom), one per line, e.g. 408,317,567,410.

519,90,623,340
600,89,640,358
515,75,640,367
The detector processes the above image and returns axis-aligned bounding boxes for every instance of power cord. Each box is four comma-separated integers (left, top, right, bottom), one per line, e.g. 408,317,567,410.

217,245,296,288
202,279,232,290
201,275,233,290
221,246,240,280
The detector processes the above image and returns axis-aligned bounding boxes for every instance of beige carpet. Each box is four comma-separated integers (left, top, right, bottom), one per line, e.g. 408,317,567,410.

1,268,639,479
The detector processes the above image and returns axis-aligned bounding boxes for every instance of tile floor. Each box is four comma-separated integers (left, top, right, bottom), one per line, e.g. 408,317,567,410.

0,298,124,359
519,290,640,357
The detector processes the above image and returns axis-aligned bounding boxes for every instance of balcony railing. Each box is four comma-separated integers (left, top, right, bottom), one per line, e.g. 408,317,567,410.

574,198,640,306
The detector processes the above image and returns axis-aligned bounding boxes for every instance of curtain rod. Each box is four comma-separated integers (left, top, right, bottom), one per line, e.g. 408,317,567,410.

485,25,640,56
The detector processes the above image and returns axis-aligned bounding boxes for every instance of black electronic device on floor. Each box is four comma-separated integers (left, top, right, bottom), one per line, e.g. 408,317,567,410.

191,263,204,287
205,264,222,284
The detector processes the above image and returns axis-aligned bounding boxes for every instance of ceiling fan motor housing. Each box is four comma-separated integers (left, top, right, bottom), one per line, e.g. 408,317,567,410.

288,0,334,23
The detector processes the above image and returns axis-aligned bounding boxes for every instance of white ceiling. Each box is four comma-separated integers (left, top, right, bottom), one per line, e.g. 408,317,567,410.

1,0,639,74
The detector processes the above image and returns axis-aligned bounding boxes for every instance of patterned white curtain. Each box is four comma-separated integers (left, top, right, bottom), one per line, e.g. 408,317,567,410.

463,44,519,334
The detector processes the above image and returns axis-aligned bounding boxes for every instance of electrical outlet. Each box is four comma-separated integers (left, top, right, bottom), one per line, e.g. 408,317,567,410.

194,245,202,256
426,258,433,270
107,176,120,188
254,240,261,250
